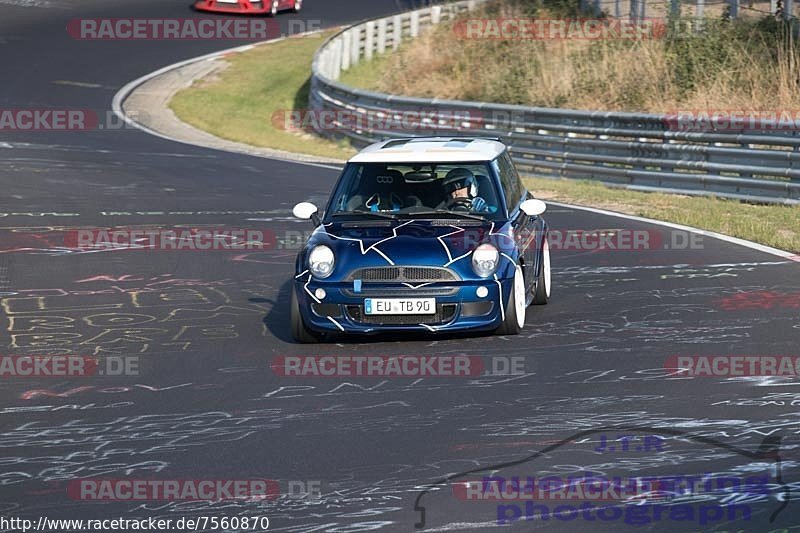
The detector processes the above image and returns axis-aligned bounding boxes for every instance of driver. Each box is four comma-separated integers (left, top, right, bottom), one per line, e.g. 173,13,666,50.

439,168,488,212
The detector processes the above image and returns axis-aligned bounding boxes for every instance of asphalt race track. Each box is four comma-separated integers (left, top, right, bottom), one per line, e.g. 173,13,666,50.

1,1,800,531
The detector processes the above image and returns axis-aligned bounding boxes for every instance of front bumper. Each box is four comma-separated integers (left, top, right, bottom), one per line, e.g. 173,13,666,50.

294,277,512,335
193,1,272,14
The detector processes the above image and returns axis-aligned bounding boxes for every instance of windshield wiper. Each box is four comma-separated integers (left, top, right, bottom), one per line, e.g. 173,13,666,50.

331,211,398,220
399,210,488,222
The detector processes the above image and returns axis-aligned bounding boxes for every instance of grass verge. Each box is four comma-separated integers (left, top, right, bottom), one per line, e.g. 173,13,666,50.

168,24,799,253
525,177,799,253
170,31,356,161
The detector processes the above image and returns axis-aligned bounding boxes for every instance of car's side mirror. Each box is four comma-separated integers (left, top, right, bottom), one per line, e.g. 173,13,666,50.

293,202,320,226
520,199,547,217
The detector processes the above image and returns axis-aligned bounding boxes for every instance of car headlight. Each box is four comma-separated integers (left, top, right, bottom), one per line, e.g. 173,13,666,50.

308,245,335,279
472,243,499,278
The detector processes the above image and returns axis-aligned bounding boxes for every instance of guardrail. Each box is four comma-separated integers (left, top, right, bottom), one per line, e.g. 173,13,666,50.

309,1,800,204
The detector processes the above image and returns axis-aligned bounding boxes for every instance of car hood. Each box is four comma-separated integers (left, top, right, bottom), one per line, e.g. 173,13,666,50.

302,219,514,279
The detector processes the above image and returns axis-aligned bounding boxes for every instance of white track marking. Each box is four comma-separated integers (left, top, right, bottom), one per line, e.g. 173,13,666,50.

548,201,800,262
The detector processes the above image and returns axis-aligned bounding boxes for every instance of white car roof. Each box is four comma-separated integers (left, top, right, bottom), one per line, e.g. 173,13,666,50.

348,137,506,164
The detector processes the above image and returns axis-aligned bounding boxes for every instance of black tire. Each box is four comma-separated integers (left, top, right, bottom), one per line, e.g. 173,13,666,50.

533,235,550,305
495,265,525,335
291,288,318,343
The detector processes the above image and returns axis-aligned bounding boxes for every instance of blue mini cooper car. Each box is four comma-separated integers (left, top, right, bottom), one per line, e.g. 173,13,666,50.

290,137,551,342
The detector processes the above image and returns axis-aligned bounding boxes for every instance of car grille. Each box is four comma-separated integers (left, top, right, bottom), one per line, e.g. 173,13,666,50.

346,266,460,283
342,287,458,297
346,304,457,325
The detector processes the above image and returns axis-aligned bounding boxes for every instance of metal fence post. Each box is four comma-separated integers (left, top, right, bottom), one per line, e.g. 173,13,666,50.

410,10,420,37
350,26,361,67
695,0,705,31
431,5,442,24
393,14,403,50
331,39,342,80
729,0,739,18
341,32,351,71
364,21,375,60
377,18,388,54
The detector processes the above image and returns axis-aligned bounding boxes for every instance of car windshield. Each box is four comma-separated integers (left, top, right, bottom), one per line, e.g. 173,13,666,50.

325,162,504,221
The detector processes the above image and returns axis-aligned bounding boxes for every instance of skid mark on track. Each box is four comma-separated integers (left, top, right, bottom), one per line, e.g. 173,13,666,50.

0,0,54,7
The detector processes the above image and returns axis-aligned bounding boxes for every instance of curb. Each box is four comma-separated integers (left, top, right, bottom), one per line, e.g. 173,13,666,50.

111,30,345,170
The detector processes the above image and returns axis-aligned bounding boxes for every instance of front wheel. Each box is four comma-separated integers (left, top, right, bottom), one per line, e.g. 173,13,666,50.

291,288,318,343
533,236,550,305
495,265,526,335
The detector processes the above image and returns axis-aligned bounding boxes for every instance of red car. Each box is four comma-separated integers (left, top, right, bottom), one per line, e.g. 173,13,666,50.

193,0,302,16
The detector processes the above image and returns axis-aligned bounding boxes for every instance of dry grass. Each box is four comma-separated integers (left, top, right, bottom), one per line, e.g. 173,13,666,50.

341,1,800,112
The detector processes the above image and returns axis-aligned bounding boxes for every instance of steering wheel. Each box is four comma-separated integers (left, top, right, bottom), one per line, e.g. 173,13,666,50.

448,197,473,211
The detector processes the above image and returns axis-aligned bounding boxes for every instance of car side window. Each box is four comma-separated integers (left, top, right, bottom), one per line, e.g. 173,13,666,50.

495,151,523,209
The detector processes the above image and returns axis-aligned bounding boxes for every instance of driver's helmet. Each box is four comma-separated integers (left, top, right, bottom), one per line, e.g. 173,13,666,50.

442,168,478,198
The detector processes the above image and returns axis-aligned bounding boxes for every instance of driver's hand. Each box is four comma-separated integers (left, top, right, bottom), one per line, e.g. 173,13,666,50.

471,197,487,212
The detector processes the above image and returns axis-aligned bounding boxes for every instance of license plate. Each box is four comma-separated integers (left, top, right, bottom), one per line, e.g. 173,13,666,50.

364,298,436,315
